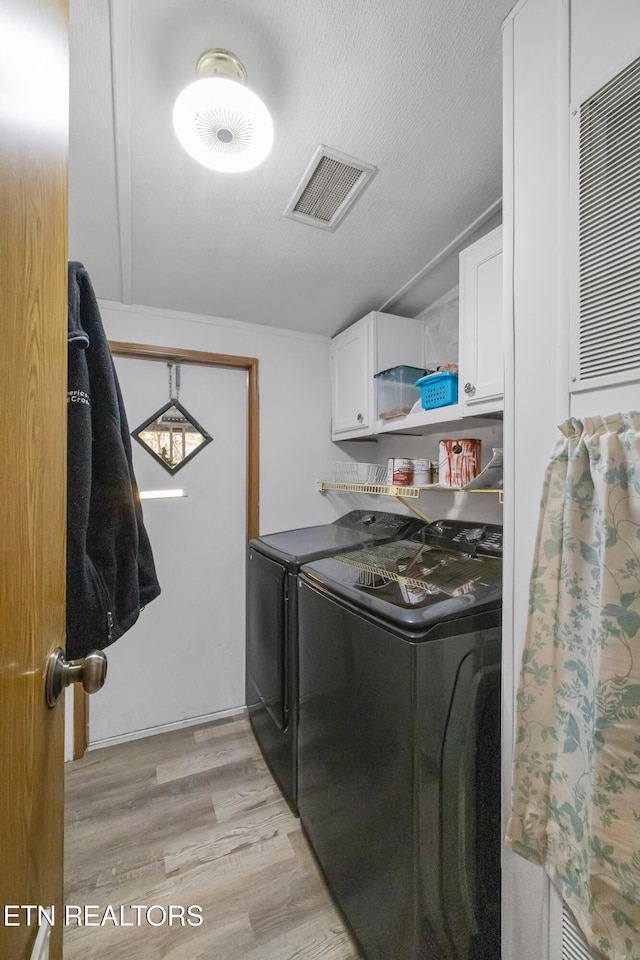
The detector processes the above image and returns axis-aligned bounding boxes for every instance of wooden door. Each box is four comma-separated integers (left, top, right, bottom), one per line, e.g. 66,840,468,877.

0,2,69,959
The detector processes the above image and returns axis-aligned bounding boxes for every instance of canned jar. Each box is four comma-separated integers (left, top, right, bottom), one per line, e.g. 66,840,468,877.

387,458,414,486
412,459,430,485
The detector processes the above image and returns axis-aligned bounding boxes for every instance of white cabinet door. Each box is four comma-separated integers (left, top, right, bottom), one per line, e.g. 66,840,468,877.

331,318,373,439
459,226,503,413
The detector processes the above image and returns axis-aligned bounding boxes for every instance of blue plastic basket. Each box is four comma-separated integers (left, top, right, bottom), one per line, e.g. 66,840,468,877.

414,371,458,410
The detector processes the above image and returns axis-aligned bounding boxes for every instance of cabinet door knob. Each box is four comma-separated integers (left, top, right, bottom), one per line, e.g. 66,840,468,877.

357,413,364,422
464,382,476,396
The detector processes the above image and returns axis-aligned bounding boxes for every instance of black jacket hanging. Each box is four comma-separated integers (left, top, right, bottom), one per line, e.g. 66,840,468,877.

66,262,160,660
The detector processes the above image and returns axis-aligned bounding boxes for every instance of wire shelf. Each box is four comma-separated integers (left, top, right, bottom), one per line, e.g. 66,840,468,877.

338,543,429,589
320,481,422,499
319,479,503,503
330,461,388,484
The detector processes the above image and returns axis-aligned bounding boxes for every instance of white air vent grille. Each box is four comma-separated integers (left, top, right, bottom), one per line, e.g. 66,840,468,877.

294,156,363,221
576,54,640,385
561,903,602,960
284,146,376,231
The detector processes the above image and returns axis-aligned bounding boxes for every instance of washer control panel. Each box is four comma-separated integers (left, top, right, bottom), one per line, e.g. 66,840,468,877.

335,510,423,537
422,519,503,557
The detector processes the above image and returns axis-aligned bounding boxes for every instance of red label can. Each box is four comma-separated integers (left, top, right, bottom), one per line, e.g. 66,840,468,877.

438,439,481,488
387,458,414,486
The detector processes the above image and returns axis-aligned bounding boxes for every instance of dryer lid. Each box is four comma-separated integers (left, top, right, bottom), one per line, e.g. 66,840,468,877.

250,511,421,569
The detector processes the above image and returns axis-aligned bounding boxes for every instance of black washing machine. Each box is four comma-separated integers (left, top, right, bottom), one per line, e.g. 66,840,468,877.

245,510,423,814
296,519,503,960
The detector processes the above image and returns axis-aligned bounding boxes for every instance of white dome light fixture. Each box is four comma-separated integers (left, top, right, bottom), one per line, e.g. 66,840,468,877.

173,49,273,173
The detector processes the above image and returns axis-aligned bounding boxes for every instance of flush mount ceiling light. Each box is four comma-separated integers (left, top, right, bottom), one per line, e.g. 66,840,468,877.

173,48,273,173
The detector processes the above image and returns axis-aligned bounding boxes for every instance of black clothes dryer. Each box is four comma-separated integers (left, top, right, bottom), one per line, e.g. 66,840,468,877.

296,519,503,960
245,510,423,814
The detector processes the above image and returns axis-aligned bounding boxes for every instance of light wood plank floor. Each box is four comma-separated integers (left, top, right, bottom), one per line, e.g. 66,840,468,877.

64,714,362,960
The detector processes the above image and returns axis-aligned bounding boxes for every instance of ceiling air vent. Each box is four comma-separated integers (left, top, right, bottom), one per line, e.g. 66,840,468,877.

284,146,376,231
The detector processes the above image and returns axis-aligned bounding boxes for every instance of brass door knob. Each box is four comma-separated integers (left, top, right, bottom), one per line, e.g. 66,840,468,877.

45,647,108,707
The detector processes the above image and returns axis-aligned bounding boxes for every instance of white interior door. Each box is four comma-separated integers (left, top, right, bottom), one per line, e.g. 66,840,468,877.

88,357,248,745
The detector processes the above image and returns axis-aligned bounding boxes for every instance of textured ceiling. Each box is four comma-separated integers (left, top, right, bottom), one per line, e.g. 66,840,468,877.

68,0,513,337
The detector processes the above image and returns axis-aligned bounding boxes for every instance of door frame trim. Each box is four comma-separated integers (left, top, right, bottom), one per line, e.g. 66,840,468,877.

73,341,259,759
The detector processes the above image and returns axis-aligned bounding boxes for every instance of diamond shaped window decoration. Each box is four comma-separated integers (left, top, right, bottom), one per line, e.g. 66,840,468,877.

132,400,213,474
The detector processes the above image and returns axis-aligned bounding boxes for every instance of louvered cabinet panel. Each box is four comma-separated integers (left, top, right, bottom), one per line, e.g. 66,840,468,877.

561,903,602,960
572,54,640,390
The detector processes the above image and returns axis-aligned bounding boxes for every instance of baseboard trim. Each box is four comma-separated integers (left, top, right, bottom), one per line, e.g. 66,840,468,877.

87,705,246,751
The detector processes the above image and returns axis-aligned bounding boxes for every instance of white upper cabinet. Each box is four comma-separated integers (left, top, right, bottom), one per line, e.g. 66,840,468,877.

458,226,503,414
330,312,424,440
330,229,504,439
331,318,373,438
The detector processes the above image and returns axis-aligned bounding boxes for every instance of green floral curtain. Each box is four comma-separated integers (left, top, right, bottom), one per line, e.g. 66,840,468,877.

506,412,640,960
